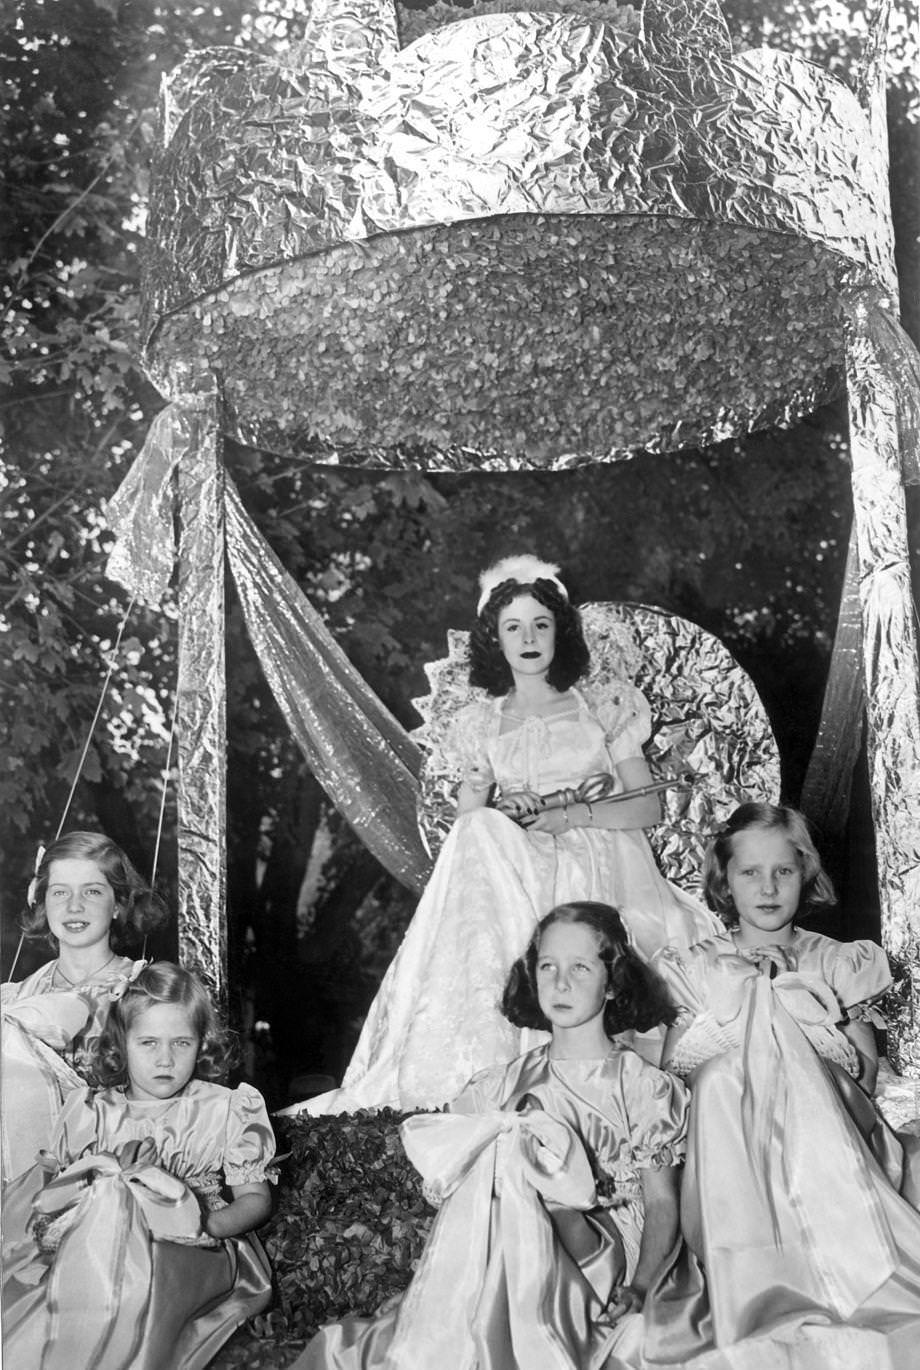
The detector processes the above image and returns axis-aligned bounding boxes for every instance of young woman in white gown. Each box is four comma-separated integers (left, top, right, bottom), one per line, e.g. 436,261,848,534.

291,556,719,1115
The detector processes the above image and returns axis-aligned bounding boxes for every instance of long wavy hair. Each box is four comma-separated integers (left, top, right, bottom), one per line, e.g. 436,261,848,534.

22,830,169,952
703,802,837,928
92,961,236,1086
502,901,677,1035
468,577,590,696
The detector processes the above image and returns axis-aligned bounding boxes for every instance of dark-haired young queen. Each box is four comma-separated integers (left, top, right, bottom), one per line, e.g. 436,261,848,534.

294,557,717,1116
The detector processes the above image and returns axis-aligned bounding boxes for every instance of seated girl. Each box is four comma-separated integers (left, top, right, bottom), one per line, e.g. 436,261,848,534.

2,831,169,1181
293,555,718,1116
646,802,920,1369
292,901,689,1370
2,962,275,1370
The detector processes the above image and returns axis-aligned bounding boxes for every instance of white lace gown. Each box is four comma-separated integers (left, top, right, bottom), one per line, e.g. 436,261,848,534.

296,684,718,1115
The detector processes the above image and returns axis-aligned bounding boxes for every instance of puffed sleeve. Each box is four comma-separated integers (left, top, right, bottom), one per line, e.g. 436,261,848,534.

830,939,892,1022
49,1086,102,1166
222,1083,277,1187
621,1055,689,1169
585,682,652,765
442,700,496,791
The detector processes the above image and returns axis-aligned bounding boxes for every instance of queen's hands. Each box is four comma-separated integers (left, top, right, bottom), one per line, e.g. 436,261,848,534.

497,790,591,833
496,789,544,822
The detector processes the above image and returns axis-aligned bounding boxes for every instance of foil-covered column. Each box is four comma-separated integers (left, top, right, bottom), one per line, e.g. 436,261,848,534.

846,306,920,1074
175,380,227,1012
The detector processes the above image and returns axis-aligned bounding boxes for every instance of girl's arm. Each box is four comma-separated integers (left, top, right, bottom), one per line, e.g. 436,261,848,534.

204,1180,272,1239
842,1018,879,1094
525,756,661,834
605,1164,680,1320
660,1020,690,1072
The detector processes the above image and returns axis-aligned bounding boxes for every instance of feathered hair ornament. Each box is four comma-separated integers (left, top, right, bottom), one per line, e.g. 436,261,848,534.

476,556,568,615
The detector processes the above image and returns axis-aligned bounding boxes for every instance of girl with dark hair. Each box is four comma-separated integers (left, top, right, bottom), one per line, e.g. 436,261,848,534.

645,804,920,1368
292,556,717,1117
294,903,688,1370
2,831,169,1180
3,963,275,1370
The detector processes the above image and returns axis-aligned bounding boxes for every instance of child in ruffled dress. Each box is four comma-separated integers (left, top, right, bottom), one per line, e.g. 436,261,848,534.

2,962,276,1370
646,802,920,1369
292,901,689,1370
2,831,169,1181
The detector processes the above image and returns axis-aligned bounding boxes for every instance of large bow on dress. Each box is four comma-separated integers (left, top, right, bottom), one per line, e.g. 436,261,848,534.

25,1141,202,1370
386,1108,618,1370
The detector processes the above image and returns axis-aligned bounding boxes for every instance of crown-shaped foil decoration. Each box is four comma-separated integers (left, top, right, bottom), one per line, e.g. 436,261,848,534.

142,0,895,469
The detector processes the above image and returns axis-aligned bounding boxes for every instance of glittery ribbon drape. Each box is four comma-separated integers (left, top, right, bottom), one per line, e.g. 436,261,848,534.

223,478,430,892
106,403,430,905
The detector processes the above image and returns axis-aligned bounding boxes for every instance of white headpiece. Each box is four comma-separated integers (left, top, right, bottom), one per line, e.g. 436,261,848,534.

476,555,568,615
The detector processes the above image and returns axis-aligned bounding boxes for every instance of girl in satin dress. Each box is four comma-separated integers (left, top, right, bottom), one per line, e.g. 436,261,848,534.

294,901,690,1370
2,831,169,1181
2,962,275,1370
647,802,920,1370
292,555,717,1117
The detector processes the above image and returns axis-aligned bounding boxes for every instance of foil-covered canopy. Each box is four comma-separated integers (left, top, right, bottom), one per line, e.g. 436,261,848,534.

141,0,895,469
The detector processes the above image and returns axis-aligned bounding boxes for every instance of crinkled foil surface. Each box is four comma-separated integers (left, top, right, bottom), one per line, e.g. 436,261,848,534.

411,602,781,893
845,308,920,1074
174,392,228,1011
140,0,895,468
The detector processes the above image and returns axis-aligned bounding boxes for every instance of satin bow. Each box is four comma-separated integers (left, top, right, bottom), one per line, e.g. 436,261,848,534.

30,1142,203,1370
707,955,843,1031
386,1109,607,1370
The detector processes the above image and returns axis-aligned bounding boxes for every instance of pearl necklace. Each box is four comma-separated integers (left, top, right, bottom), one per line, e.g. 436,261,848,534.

52,951,120,989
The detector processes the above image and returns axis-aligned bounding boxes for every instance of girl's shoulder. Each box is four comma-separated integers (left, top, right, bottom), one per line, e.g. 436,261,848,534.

452,696,499,731
2,961,55,1002
187,1078,272,1128
443,696,499,754
793,928,891,1004
576,681,651,757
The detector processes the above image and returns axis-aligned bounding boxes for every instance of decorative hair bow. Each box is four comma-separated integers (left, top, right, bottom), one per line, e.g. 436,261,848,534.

26,843,47,909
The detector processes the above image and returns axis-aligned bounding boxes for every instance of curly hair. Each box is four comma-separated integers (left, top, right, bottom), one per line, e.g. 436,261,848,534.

703,802,837,928
22,831,170,952
91,961,236,1087
502,901,677,1035
468,577,590,696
